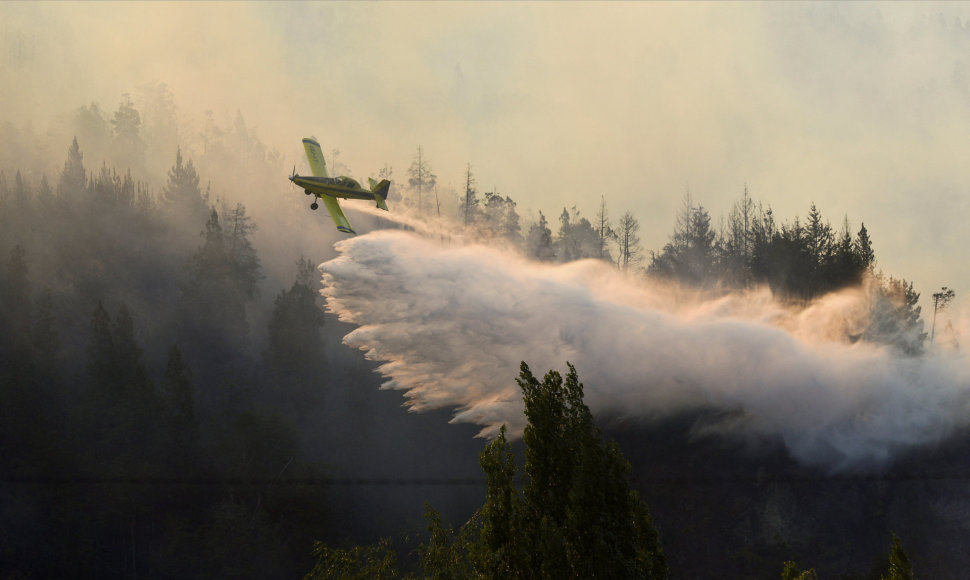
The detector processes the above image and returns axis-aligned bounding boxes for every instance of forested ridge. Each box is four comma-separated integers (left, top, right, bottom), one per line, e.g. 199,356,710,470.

0,92,957,579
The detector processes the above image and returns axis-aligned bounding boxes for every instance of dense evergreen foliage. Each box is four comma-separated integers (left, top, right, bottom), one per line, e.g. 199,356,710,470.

306,363,667,579
0,138,331,578
0,99,943,577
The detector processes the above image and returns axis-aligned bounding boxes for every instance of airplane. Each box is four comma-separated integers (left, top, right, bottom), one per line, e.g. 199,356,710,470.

288,137,390,234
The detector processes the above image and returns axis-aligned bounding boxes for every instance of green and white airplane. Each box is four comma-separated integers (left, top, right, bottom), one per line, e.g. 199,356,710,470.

288,137,390,235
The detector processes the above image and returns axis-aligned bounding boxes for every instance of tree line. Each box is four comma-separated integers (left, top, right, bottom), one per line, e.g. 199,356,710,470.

0,137,332,578
0,98,945,576
392,149,931,356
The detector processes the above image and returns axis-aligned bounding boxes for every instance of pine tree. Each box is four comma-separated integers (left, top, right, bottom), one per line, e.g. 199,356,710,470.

781,561,818,580
482,191,522,245
58,137,87,197
419,362,667,579
162,148,207,220
178,209,251,380
618,211,643,271
111,93,146,170
556,207,576,262
805,203,833,269
264,258,327,405
881,533,913,580
407,146,436,212
462,163,480,226
595,195,616,263
222,202,262,300
855,222,875,270
526,211,555,261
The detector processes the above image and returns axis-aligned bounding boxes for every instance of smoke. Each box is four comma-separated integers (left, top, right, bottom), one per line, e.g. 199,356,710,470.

320,228,970,472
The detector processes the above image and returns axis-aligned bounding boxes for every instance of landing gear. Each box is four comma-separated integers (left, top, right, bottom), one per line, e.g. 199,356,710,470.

304,189,312,196
310,202,319,210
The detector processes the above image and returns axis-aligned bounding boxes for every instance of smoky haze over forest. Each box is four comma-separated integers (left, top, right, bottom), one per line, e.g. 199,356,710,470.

4,2,970,578
5,2,970,306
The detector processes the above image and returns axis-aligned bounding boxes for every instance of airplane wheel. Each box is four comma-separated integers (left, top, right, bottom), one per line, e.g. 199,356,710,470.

310,202,319,210
304,189,311,195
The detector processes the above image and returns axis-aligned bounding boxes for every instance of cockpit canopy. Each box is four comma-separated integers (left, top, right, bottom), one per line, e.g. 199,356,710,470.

335,176,360,189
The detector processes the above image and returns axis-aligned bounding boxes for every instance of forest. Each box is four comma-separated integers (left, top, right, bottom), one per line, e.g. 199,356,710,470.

0,91,964,579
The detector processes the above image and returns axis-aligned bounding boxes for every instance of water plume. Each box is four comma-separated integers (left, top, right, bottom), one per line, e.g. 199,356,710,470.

319,229,970,471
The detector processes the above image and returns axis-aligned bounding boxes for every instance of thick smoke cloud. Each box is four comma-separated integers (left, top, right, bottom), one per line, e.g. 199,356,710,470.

321,230,970,472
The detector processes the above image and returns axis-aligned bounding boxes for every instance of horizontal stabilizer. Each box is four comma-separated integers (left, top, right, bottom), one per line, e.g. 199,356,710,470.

370,178,391,211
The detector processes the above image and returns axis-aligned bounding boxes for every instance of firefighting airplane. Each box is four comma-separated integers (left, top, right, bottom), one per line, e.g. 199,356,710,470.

288,137,390,234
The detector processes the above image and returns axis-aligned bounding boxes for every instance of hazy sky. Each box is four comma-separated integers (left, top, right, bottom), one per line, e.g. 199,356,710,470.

3,1,970,312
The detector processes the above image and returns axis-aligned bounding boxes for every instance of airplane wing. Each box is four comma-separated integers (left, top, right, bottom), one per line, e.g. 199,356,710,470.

302,137,329,177
319,194,355,234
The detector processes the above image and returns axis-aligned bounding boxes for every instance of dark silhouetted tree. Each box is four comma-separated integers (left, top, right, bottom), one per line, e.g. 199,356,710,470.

462,163,480,226
931,286,956,342
618,211,643,271
418,362,666,579
264,257,327,410
482,190,522,245
855,222,875,270
178,209,251,383
222,202,263,300
881,533,913,580
595,195,616,263
865,276,926,355
162,148,207,218
781,561,818,580
526,211,555,262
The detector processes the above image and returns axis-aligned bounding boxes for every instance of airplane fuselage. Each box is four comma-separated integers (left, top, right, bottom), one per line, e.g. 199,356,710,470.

289,175,378,201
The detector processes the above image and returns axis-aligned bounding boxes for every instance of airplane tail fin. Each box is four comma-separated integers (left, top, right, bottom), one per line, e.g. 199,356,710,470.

369,178,391,211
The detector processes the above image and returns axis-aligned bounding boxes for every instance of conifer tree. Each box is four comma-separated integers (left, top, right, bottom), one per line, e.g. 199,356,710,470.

58,137,87,197
482,191,522,245
781,561,818,580
408,146,436,212
881,533,914,580
111,93,146,170
264,257,327,399
855,222,875,270
162,148,207,220
419,362,667,579
526,211,555,261
462,163,480,226
177,209,252,386
618,211,643,271
595,195,616,263
222,202,262,299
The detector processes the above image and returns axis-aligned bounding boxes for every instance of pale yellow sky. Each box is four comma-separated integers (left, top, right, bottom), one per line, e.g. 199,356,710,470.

3,1,970,313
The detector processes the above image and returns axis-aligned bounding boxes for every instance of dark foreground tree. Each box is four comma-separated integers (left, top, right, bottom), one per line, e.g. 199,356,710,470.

881,533,913,580
308,362,667,579
425,362,666,578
